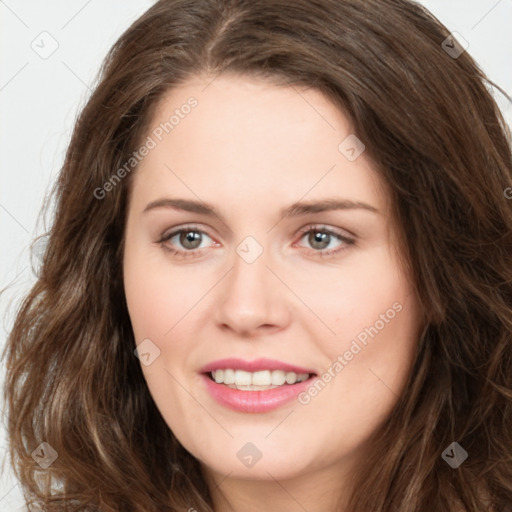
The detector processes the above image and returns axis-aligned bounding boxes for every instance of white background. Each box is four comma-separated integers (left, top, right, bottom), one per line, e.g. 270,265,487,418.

1,1,511,509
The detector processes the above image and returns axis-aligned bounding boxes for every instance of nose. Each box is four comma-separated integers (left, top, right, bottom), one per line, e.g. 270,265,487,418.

214,246,291,337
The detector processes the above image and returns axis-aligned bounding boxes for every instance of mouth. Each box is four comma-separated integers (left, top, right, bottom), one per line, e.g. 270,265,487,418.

199,358,319,412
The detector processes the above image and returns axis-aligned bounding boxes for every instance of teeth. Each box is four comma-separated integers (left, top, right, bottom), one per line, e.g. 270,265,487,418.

224,369,235,384
253,370,272,386
210,369,310,388
272,370,286,386
213,370,225,384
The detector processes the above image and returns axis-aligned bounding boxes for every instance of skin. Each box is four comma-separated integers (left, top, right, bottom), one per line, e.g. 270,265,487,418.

122,73,423,512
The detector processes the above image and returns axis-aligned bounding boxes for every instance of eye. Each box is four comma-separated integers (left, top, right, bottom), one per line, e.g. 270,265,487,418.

157,225,216,258
157,224,355,259
295,226,355,258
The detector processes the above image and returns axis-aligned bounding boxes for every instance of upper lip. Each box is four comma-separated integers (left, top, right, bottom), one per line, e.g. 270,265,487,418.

200,358,317,375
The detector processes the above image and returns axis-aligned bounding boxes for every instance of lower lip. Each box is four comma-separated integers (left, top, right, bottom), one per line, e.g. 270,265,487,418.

201,374,317,413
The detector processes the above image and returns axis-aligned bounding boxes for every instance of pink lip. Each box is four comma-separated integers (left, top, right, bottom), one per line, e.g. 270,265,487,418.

199,357,316,375
200,374,317,413
199,358,318,413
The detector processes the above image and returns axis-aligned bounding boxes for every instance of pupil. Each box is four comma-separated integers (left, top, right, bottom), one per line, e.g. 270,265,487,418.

309,231,329,249
181,231,201,249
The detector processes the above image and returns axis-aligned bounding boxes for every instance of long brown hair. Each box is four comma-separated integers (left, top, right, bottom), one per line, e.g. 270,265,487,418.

3,0,512,510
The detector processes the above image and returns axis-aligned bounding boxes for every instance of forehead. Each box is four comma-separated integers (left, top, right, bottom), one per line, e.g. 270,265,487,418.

130,73,388,215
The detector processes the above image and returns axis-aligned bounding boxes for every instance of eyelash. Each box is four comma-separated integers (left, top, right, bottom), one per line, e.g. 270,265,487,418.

156,224,355,259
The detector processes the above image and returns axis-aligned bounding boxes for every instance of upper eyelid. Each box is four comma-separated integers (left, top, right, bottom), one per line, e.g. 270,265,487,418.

160,224,212,240
297,224,355,239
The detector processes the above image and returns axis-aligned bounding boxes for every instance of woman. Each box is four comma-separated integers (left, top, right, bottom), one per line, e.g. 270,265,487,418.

3,0,512,510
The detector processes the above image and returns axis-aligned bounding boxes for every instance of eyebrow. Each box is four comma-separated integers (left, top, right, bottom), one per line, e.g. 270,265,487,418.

143,197,379,222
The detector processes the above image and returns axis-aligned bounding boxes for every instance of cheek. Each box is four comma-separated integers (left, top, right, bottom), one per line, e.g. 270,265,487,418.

295,245,411,338
123,248,201,343
123,252,202,414
123,247,212,396
301,245,420,413
298,293,420,457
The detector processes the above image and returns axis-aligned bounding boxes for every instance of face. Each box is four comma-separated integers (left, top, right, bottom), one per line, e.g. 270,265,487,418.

123,74,422,490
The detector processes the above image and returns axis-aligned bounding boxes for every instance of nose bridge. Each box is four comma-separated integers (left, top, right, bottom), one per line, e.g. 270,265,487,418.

228,236,272,307
214,235,289,333
233,242,267,289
